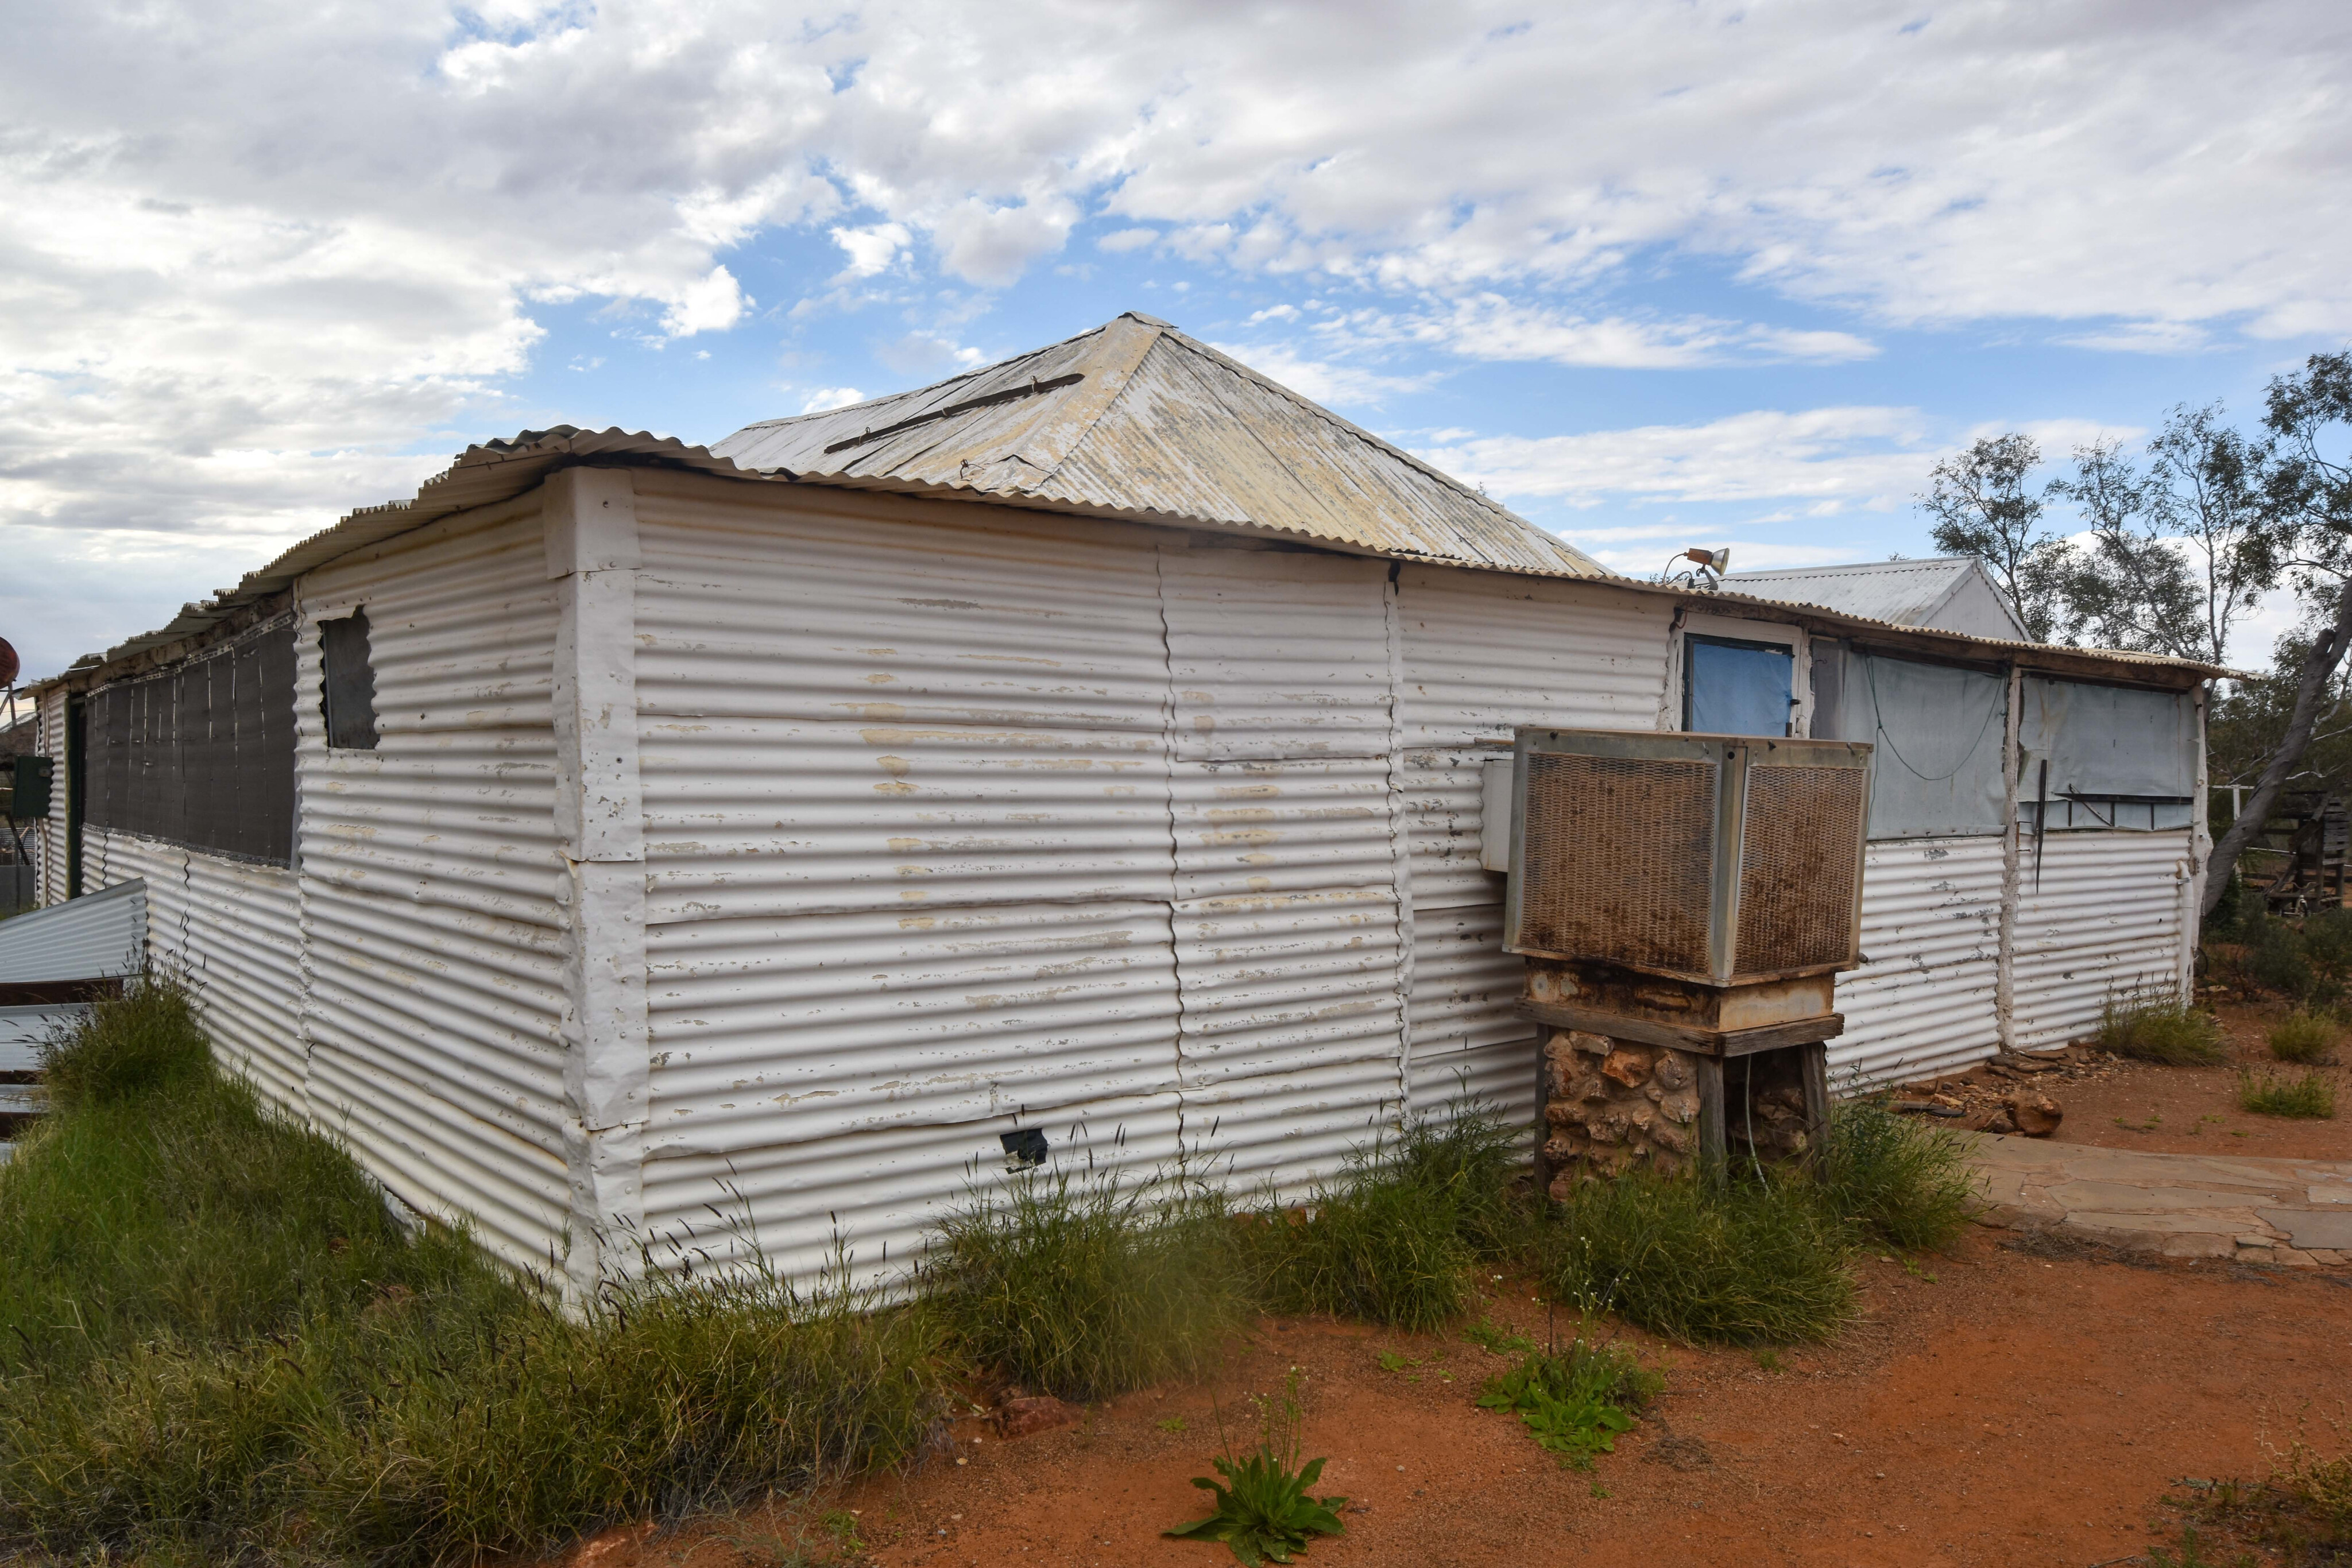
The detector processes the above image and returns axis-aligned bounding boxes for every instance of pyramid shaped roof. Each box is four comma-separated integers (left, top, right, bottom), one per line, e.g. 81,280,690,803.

711,312,1601,576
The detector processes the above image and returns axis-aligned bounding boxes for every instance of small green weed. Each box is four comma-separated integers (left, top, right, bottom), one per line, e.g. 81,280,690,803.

2115,1113,2164,1132
821,1509,864,1555
1165,1372,1347,1567
2096,987,2227,1065
1375,1350,1409,1372
1752,1349,1785,1374
2237,1071,2338,1119
2266,1011,2339,1064
1461,1318,1537,1356
1158,1416,1189,1434
1476,1339,1660,1470
2268,1404,2352,1528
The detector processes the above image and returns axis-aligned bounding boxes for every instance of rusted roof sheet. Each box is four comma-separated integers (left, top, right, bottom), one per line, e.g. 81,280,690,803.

710,313,1603,576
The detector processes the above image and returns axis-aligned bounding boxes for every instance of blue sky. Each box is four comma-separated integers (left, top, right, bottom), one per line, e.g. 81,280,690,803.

5,1,2347,681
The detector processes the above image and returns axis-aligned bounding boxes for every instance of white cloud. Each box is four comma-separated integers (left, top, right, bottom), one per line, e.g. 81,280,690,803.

1314,295,1878,369
1421,406,1937,509
798,385,868,413
6,0,2349,672
1206,341,1438,409
830,222,912,278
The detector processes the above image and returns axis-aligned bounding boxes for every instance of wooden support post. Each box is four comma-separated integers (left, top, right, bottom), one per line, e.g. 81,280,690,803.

1695,1054,1726,1182
1798,1039,1831,1166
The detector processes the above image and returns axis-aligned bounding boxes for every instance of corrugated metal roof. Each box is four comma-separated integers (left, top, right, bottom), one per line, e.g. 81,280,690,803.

1726,558,2014,631
710,313,1604,577
32,321,2233,696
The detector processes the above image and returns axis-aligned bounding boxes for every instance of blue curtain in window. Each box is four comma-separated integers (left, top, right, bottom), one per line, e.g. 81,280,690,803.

1685,636,1793,736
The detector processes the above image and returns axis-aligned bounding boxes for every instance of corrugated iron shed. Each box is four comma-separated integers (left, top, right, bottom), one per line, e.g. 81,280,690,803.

709,313,1604,577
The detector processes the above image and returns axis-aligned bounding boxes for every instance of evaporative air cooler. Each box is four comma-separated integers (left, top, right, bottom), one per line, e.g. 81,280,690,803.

1502,728,1874,1174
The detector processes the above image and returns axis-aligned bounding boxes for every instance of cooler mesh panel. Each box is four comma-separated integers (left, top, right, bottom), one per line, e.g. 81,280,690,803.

1518,751,1716,973
1733,763,1865,974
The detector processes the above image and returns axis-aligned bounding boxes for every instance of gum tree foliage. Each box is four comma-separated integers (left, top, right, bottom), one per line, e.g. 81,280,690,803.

1918,354,2352,914
2206,351,2352,915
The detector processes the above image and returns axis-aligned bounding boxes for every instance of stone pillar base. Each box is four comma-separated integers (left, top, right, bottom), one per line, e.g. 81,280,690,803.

1541,1028,1703,1195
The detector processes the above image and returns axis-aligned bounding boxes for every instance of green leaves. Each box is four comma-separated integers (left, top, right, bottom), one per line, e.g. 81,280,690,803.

1476,1342,1657,1471
1165,1372,1346,1566
1165,1450,1348,1566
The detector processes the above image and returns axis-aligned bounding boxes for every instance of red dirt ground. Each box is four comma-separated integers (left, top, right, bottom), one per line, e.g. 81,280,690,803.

579,1229,2352,1568
2044,1000,2351,1163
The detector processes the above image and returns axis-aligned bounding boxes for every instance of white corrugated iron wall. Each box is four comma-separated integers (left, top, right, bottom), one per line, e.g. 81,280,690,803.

76,828,305,1111
629,479,1188,1279
295,494,573,1273
2010,828,2193,1053
1831,836,2004,1089
1160,547,1407,1195
1392,566,1673,1124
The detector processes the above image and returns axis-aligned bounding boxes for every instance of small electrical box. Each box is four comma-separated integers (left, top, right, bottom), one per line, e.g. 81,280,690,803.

7,755,52,820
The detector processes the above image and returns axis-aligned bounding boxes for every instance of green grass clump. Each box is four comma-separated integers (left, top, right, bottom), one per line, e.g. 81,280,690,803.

2267,1011,2339,1064
1244,1108,1527,1333
1475,1338,1661,1469
3,975,438,1370
926,1164,1247,1403
2237,1070,2338,1119
1540,1171,1855,1346
0,976,943,1565
1817,1095,1979,1250
2096,988,2228,1065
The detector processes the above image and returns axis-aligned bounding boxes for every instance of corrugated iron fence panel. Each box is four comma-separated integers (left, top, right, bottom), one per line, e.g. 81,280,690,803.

296,496,572,1273
632,482,1186,1278
0,872,144,983
2012,828,2193,1053
1161,547,1405,1196
1392,568,1673,1125
1831,836,2005,1089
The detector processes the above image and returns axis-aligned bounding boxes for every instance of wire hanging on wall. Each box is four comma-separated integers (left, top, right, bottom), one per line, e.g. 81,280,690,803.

1862,653,2004,785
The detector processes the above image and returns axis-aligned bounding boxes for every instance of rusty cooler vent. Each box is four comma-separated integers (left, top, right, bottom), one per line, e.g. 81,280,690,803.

1504,729,1871,986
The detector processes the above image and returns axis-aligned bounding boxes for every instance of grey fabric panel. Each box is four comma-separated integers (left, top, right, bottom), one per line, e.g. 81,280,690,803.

2020,677,2195,800
80,618,296,865
1815,645,2007,839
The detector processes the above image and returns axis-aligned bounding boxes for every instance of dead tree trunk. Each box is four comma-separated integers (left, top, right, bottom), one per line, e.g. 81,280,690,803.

2203,578,2352,917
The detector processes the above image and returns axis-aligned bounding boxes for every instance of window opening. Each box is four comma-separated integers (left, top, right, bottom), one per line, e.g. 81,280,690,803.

319,609,380,752
1684,634,1795,737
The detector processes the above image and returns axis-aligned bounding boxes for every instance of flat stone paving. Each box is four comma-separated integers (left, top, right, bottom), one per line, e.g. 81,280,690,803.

1968,1133,2352,1267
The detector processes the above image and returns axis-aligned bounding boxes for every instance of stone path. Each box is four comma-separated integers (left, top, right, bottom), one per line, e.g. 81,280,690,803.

1968,1135,2352,1268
